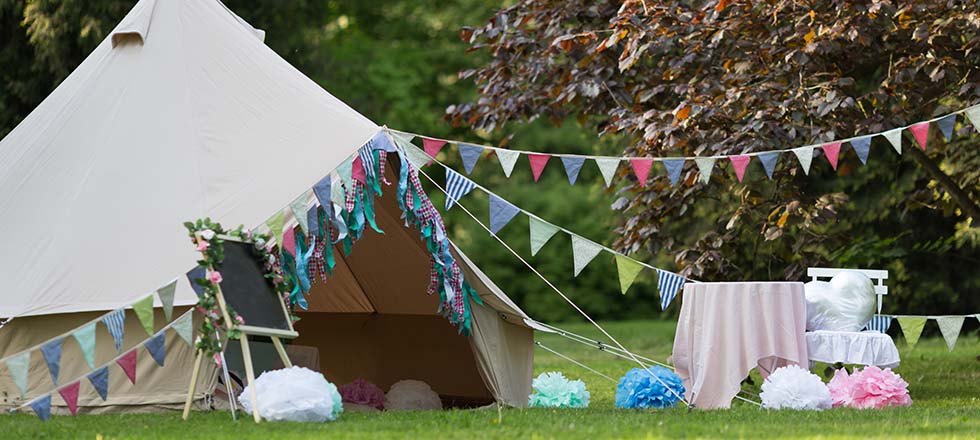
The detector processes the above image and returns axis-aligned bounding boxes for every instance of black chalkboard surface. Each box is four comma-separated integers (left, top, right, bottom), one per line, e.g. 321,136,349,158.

219,240,292,332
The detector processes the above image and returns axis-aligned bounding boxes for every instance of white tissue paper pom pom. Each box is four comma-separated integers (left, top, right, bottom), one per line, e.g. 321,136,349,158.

238,366,343,422
760,365,832,410
384,379,443,411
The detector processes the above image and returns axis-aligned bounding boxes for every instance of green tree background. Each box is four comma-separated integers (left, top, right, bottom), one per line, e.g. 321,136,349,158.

1,1,976,326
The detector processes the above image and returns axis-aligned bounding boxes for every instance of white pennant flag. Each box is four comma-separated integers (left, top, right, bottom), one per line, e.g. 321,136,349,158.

594,158,621,188
289,196,310,235
403,144,433,170
529,216,560,256
882,128,903,155
936,316,965,352
694,157,716,184
792,147,814,175
571,235,604,276
495,149,521,178
965,106,980,131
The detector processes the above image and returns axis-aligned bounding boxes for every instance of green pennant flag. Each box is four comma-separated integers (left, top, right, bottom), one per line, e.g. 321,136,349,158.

337,157,354,188
133,294,155,336
72,322,97,369
529,216,559,256
156,279,177,321
615,255,645,294
571,235,603,277
897,316,927,348
266,210,286,249
290,197,310,235
173,312,194,347
4,351,30,398
936,316,965,352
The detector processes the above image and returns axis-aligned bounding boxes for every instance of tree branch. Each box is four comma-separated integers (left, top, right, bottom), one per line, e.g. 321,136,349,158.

906,146,980,220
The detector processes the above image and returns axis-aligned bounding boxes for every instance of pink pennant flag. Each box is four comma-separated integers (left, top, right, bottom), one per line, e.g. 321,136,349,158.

528,154,551,182
351,156,366,183
117,349,137,385
282,227,297,256
58,381,81,416
422,138,447,159
629,159,654,187
822,142,841,170
729,155,750,182
909,122,929,150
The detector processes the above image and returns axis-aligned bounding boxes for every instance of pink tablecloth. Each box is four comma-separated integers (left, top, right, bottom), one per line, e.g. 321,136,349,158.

671,282,808,409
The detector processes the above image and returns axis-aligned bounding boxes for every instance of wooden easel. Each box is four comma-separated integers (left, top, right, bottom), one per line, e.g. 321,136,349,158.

182,236,298,423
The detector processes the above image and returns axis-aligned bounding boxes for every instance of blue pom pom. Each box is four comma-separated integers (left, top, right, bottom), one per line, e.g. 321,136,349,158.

528,371,590,408
615,367,685,409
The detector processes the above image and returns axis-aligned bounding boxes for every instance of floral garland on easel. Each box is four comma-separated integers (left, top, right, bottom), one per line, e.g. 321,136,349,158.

183,218,292,358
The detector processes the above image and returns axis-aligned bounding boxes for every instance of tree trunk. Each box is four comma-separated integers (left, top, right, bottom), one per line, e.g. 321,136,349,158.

906,146,980,220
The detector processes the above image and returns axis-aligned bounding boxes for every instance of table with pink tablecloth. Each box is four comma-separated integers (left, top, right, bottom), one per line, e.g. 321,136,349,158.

671,282,809,409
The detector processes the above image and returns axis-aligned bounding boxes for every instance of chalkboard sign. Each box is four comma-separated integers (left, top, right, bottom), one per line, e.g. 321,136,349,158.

219,239,294,334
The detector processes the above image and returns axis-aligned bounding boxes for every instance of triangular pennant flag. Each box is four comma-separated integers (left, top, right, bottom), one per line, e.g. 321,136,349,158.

694,157,716,184
495,149,520,178
337,156,354,189
312,174,332,206
41,338,62,385
822,142,841,171
117,349,137,384
445,168,476,210
757,152,780,180
282,226,297,256
630,158,654,187
792,147,814,175
156,279,177,321
936,114,956,142
882,128,903,154
850,137,872,165
330,174,346,207
728,155,750,182
404,144,432,170
560,156,586,186
144,332,166,367
390,131,415,146
290,197,310,236
30,394,52,421
571,235,603,277
351,156,366,184
101,308,126,352
528,154,551,182
174,312,194,347
422,137,447,159
489,194,521,235
615,255,645,294
458,143,484,174
266,210,286,249
594,158,620,187
133,294,155,336
897,316,927,348
72,322,97,369
866,314,893,333
529,216,560,256
662,159,685,186
5,351,30,397
58,381,81,416
909,122,929,150
186,266,207,297
936,316,965,352
657,269,686,311
306,205,320,238
87,367,109,401
965,106,980,131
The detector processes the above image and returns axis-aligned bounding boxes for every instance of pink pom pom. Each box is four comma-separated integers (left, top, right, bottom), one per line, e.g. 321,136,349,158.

338,379,385,410
828,366,911,409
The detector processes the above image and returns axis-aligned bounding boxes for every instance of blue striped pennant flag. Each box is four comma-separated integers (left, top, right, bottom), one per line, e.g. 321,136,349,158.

445,168,476,210
865,314,892,333
359,146,377,180
102,309,126,352
657,269,686,311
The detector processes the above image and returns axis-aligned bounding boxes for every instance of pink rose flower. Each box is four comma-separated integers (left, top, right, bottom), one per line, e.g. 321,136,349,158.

234,315,245,325
196,241,210,251
209,271,223,283
213,353,223,367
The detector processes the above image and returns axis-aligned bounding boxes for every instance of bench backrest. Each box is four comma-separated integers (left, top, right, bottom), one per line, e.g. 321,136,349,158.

807,267,888,313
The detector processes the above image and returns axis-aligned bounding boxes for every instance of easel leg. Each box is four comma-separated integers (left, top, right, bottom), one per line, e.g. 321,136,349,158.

271,336,293,368
182,348,204,420
239,336,261,423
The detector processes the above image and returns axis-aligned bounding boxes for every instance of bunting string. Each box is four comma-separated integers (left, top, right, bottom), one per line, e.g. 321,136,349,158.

413,165,690,407
10,309,194,419
390,103,980,186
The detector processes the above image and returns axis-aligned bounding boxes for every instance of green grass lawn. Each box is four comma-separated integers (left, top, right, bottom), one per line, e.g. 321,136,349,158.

6,320,980,439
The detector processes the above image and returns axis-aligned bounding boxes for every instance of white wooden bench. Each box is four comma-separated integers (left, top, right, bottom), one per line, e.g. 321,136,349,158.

807,267,888,314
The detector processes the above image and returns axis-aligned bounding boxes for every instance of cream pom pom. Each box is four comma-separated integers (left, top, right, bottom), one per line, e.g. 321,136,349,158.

384,379,443,411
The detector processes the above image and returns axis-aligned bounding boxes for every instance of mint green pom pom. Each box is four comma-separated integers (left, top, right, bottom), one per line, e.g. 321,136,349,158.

528,372,590,408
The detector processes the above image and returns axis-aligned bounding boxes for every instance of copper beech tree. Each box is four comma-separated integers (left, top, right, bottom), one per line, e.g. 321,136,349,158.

448,0,980,280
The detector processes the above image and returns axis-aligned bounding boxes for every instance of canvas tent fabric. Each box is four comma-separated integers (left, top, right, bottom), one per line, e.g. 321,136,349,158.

0,0,532,412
